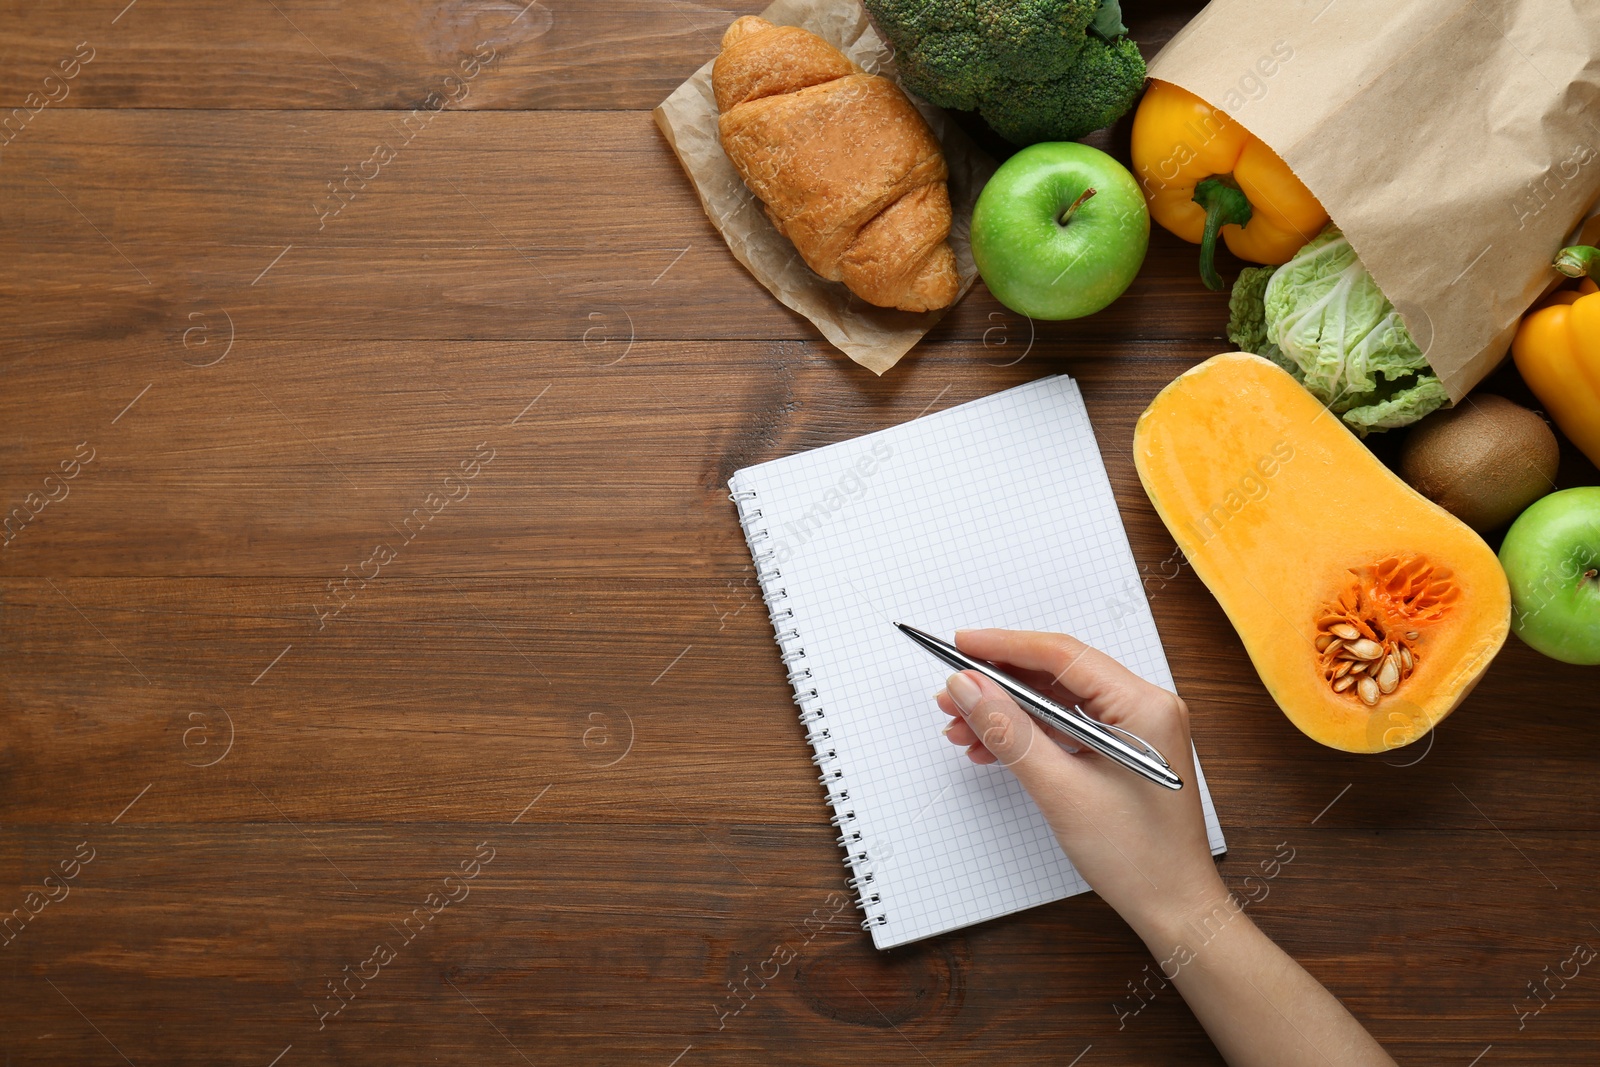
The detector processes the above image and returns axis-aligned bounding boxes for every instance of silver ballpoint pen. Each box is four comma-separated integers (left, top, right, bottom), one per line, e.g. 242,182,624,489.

896,623,1184,791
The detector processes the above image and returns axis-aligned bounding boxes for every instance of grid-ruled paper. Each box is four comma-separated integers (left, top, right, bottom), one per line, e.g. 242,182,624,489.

729,375,1226,950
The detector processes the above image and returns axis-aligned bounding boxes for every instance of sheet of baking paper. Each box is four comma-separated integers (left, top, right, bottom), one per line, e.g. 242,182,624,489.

653,0,995,375
1148,0,1600,401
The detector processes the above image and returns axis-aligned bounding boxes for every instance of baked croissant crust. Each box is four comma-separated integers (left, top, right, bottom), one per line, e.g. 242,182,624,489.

713,16,960,313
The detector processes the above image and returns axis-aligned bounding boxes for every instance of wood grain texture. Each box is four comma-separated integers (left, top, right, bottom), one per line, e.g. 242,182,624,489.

0,109,1232,346
1,1,1598,1064
0,0,762,111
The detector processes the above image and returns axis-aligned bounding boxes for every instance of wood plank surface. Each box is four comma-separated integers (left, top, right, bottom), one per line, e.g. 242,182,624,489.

0,110,1230,345
2,1,1597,1064
0,0,765,111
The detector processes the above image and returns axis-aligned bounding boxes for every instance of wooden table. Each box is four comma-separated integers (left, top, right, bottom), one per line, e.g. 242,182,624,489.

2,2,1596,1063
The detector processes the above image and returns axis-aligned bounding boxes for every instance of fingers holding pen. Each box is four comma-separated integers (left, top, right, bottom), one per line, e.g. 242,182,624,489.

937,686,993,762
940,670,1082,771
955,628,1142,717
937,677,1080,760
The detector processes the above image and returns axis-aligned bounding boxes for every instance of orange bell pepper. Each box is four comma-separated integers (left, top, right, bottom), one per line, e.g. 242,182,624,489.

1130,80,1328,290
1511,246,1600,469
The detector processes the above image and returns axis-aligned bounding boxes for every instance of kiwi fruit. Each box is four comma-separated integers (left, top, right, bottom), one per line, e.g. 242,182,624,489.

1400,394,1559,533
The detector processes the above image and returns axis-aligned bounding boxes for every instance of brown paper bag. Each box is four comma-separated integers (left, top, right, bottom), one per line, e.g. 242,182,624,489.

652,0,995,375
1149,0,1600,401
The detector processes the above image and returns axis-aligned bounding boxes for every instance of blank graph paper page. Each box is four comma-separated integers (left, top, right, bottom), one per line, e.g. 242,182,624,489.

729,375,1225,949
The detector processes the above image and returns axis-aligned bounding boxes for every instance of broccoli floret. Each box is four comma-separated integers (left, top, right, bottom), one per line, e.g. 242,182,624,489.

981,37,1146,146
865,0,1146,144
893,28,990,112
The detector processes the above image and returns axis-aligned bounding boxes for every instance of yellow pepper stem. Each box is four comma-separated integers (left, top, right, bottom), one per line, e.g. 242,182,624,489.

1193,176,1253,291
1553,245,1600,280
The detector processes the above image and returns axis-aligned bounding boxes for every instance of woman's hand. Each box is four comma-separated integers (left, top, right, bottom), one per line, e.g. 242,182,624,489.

935,627,1227,943
937,628,1397,1067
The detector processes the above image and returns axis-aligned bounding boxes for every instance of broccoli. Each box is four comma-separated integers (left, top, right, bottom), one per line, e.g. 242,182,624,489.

864,0,1147,145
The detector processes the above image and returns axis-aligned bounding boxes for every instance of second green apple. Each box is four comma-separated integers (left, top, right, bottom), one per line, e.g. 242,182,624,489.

971,142,1149,320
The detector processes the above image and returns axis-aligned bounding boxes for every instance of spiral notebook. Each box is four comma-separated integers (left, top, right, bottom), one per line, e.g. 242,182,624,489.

729,375,1226,950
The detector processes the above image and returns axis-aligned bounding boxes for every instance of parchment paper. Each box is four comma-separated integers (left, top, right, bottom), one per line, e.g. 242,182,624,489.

1148,0,1600,401
652,0,995,375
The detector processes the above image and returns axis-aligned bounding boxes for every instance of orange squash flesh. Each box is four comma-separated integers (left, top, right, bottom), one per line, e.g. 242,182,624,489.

1133,353,1510,753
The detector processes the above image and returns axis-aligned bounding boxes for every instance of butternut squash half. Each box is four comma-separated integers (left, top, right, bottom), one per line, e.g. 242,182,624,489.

1134,353,1510,752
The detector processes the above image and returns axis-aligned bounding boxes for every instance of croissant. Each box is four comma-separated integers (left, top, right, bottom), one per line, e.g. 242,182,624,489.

713,16,960,313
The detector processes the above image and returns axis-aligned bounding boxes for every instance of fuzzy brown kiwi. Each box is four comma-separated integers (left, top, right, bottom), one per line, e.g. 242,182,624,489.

1399,395,1559,533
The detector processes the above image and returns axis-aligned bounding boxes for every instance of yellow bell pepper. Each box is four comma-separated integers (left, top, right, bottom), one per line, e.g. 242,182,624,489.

1130,80,1328,290
1511,246,1600,469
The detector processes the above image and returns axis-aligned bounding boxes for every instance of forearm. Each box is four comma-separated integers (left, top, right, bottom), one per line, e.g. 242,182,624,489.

1130,891,1396,1067
936,633,1396,1064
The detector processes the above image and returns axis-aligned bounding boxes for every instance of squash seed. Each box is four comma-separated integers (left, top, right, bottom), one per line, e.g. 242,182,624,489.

1333,660,1354,678
1331,623,1362,641
1347,638,1384,660
1399,646,1413,673
1376,655,1400,694
1332,675,1356,693
1405,630,1420,641
1357,676,1380,705
1315,634,1336,652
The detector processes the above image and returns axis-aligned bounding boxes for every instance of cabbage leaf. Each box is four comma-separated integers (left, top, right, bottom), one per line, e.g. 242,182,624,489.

1228,224,1448,435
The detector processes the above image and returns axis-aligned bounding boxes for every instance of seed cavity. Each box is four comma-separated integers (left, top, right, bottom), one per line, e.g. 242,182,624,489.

1316,554,1454,709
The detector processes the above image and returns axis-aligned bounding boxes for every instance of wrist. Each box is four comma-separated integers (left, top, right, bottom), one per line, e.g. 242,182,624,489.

1125,875,1241,956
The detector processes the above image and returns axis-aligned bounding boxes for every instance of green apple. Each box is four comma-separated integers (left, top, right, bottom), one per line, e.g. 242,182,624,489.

970,142,1149,321
1499,486,1600,665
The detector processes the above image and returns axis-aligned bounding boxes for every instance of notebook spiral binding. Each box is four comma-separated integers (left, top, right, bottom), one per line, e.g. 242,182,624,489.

730,486,889,933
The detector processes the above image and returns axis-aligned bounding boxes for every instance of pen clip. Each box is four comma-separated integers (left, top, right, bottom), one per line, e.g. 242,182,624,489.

1092,717,1172,769
1017,693,1170,769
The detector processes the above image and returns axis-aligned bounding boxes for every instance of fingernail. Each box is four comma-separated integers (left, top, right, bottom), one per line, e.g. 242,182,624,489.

947,672,981,713
941,719,957,737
